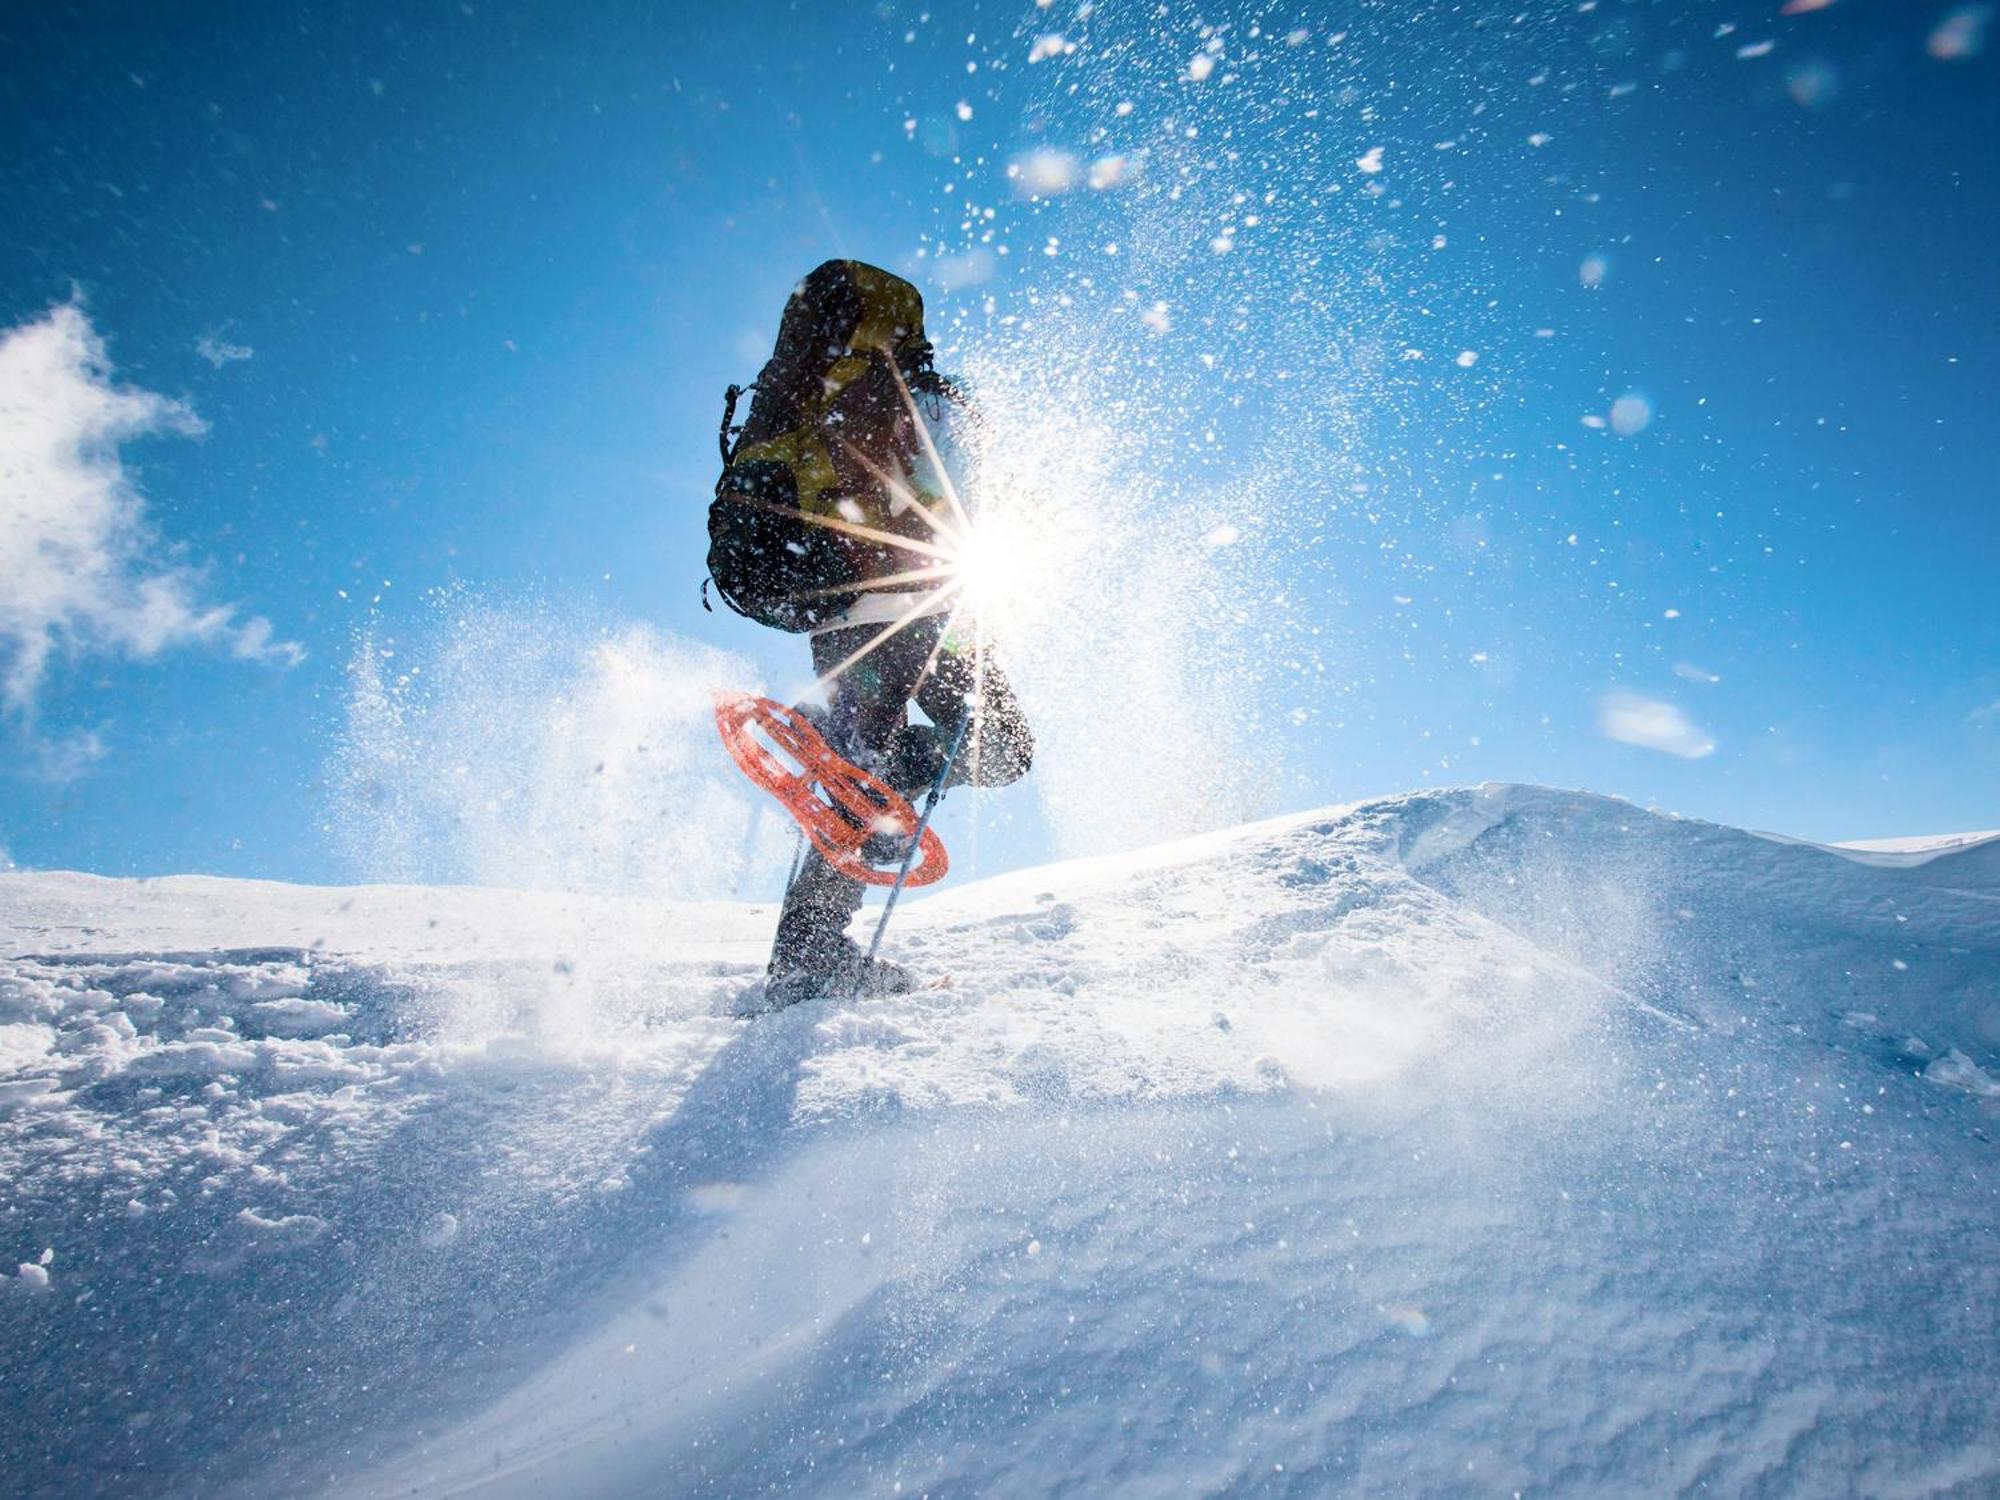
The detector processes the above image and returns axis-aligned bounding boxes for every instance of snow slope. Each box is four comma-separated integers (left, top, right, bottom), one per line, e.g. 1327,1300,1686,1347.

2,784,1996,1497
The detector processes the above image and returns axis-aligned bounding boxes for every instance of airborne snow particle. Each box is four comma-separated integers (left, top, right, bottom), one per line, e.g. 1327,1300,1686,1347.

1088,155,1129,190
1187,54,1216,82
1610,393,1652,435
1382,1305,1431,1337
1203,523,1241,548
933,249,996,290
1780,0,1837,12
1736,40,1776,59
956,101,973,121
1028,34,1067,62
1014,149,1080,196
1598,692,1715,759
1455,350,1479,368
1355,146,1384,174
1579,254,1610,288
1785,59,1840,107
1929,5,1993,59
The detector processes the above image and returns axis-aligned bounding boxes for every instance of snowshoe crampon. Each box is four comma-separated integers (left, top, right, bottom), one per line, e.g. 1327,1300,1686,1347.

715,692,948,888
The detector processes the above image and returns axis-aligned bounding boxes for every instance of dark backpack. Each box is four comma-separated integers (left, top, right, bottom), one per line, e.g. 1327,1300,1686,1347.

705,260,949,632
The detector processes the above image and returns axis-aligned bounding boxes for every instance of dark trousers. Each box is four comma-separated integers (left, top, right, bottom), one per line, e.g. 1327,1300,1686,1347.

769,614,1033,977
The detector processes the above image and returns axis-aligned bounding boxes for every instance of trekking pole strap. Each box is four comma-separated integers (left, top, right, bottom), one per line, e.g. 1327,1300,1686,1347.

856,711,976,994
718,382,755,464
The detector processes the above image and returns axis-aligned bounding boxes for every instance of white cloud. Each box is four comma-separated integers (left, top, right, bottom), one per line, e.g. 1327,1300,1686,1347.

1597,691,1716,759
0,303,301,754
195,333,254,367
1970,698,2000,724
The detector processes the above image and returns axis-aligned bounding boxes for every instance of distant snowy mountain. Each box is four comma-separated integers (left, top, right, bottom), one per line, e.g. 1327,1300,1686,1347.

3,785,1996,1497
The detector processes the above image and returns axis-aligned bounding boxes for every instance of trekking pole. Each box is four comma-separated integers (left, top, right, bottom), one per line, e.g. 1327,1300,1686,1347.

781,826,805,894
854,712,976,999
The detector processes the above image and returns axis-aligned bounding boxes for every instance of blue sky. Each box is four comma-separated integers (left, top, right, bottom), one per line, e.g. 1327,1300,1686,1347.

1,0,1995,887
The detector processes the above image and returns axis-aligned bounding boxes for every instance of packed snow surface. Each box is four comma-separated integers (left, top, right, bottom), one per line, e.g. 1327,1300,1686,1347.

3,785,1996,1497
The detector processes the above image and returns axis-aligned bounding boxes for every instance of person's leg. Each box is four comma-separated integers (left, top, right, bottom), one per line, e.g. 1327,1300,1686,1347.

908,627,1034,791
766,616,945,994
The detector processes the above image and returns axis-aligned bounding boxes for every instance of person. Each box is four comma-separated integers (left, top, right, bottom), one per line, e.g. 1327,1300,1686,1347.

706,260,1032,1004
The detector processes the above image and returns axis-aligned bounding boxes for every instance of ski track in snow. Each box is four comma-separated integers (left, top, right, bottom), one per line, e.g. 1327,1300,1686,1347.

1,784,1996,1497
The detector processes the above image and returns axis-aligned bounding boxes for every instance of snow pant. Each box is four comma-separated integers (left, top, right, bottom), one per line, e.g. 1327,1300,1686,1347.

768,614,1033,979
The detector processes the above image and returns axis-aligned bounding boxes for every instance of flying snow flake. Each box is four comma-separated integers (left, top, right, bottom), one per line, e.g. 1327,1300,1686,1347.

1674,662,1723,684
1355,146,1385,174
1785,59,1841,106
1780,0,1838,13
1579,253,1610,288
956,100,974,121
1285,28,1310,45
933,249,997,290
1203,523,1241,548
1528,132,1553,147
1610,393,1652,436
1382,1306,1431,1338
1455,350,1479,368
1581,414,1608,429
1088,155,1130,189
1029,34,1068,62
1736,40,1776,59
1929,5,1993,59
1598,692,1716,759
1187,53,1216,82
1014,149,1081,196
1140,302,1172,333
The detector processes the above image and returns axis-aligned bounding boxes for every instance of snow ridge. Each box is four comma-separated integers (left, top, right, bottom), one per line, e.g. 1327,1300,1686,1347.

1,784,1995,1497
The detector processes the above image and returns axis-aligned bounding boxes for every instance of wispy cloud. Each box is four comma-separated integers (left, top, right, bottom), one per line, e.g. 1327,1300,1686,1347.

0,302,301,772
1597,691,1716,759
1970,698,2000,725
195,332,254,367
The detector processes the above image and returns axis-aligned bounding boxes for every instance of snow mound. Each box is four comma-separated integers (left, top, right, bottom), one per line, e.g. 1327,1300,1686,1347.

1,785,1995,1498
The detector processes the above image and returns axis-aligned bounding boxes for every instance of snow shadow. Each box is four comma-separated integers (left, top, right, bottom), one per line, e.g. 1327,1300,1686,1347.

1,954,830,1499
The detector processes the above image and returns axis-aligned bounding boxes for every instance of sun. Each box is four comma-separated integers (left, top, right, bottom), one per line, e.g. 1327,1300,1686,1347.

943,507,1039,630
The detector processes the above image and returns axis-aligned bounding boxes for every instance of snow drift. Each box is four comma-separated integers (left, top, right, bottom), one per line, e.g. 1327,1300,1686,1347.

2,785,1996,1497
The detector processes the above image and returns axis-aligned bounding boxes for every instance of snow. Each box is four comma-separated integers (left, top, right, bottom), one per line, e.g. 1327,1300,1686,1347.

2,784,1996,1496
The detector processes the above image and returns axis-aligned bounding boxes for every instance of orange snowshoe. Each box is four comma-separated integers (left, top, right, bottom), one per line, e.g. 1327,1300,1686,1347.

714,692,949,888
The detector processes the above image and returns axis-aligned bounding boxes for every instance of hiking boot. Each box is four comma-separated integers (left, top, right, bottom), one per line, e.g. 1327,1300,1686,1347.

765,937,914,1009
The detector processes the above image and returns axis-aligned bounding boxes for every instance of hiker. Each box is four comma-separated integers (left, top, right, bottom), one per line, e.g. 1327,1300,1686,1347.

706,260,1033,1003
